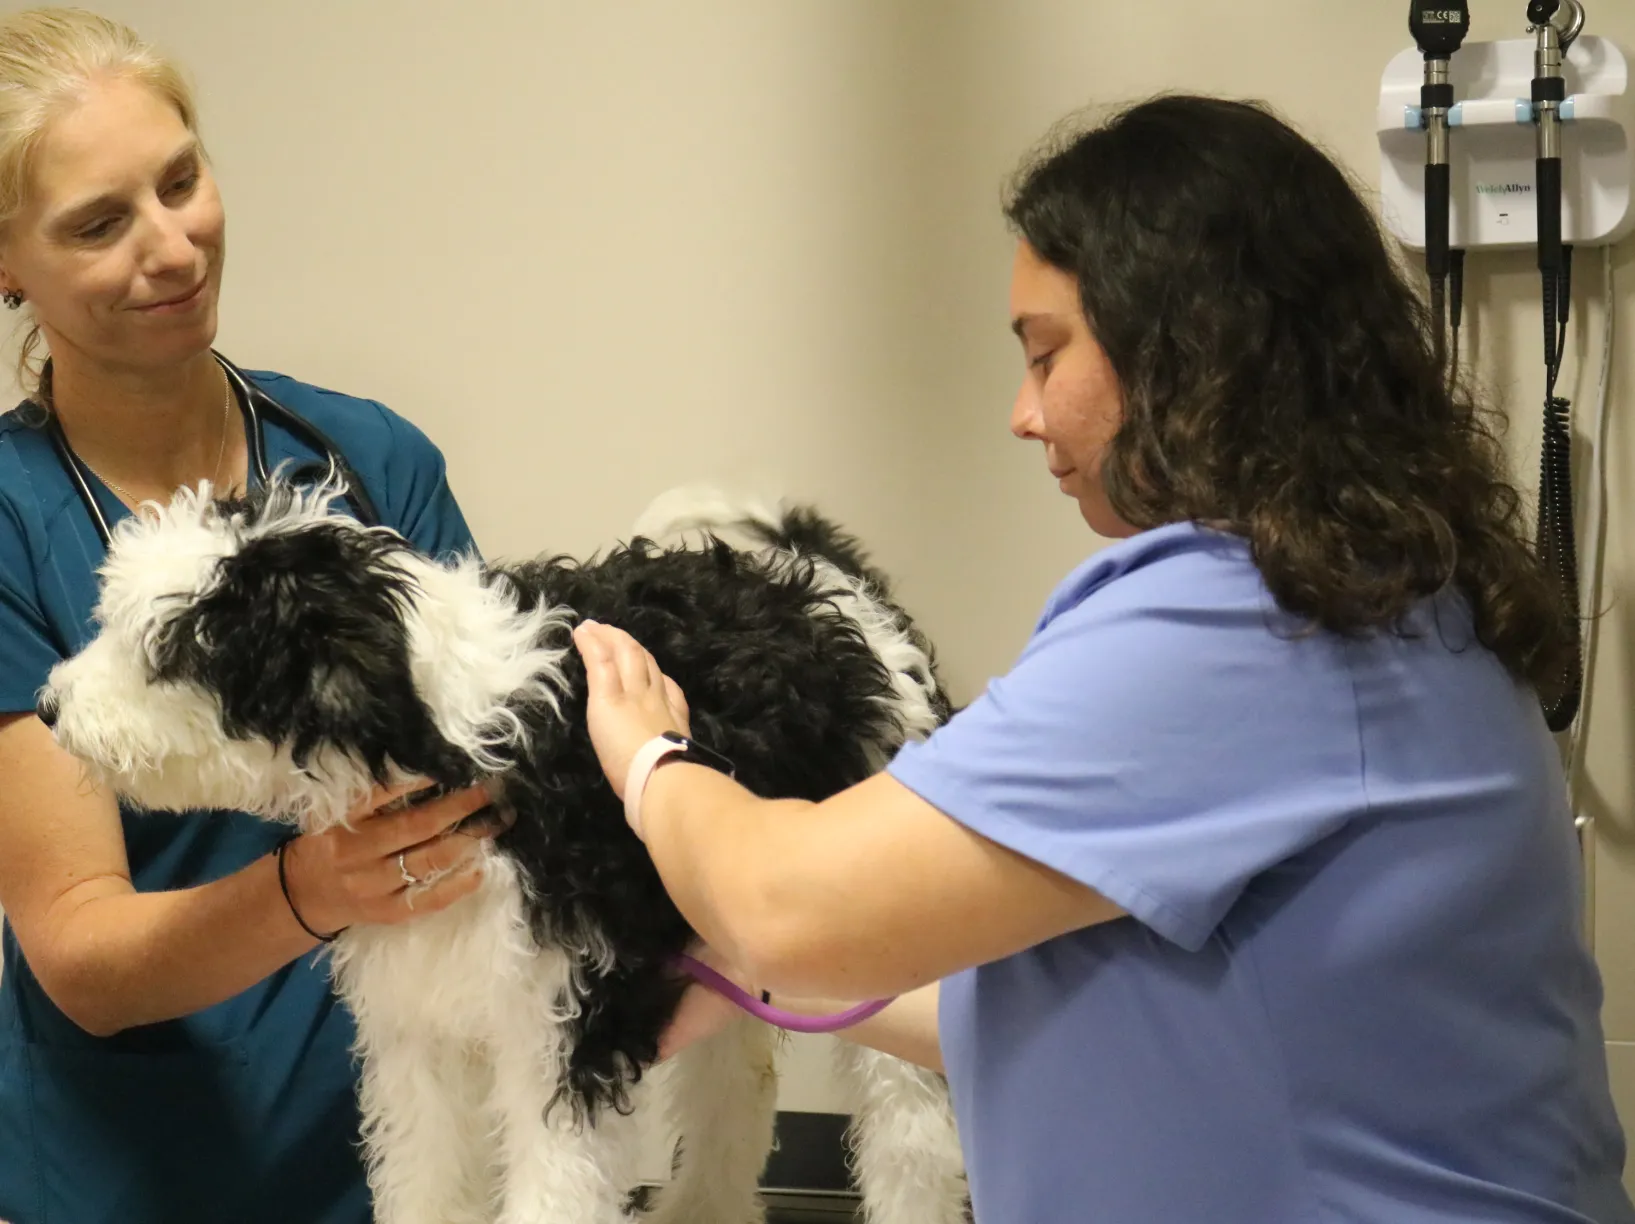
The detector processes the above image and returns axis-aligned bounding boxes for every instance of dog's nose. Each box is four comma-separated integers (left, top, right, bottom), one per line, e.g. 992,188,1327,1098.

35,691,58,729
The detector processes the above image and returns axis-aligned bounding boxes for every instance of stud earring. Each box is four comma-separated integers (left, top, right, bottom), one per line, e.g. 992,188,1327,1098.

1,289,22,310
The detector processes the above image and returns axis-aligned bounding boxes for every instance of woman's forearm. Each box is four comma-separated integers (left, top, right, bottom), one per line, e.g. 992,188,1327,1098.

577,618,1124,1004
638,764,977,1000
47,851,318,1036
7,706,495,1038
638,762,821,989
777,983,944,1073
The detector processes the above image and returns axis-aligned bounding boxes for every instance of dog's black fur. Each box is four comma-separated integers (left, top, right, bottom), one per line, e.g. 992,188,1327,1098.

148,490,950,1118
151,521,471,784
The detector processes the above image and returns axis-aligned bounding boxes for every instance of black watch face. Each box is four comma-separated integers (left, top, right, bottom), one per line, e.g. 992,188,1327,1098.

665,733,735,778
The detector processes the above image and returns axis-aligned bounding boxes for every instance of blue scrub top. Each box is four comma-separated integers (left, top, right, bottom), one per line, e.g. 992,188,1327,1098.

0,369,477,1224
889,522,1635,1224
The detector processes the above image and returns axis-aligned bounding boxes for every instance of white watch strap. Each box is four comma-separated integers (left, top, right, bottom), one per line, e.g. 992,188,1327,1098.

623,735,686,840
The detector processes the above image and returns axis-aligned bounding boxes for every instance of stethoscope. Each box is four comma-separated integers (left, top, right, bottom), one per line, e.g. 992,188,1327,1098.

44,349,381,550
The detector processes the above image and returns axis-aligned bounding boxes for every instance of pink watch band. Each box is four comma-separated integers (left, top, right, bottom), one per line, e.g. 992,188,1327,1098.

623,734,687,840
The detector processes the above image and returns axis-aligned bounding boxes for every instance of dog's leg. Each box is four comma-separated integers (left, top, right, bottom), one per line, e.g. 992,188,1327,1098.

357,1025,495,1224
833,1043,969,1224
644,1016,778,1224
489,1025,639,1224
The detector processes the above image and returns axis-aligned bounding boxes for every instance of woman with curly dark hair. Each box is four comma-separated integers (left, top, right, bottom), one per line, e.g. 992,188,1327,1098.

574,96,1635,1223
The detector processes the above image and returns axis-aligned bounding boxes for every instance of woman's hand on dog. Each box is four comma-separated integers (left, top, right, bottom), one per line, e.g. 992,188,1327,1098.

572,619,692,800
280,781,499,936
659,943,757,1061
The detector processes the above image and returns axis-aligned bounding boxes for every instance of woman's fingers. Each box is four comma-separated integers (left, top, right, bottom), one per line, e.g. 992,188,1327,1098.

576,620,687,709
663,675,690,733
574,620,694,796
657,981,745,1061
582,621,689,723
574,622,621,696
282,782,499,935
388,825,487,889
345,775,434,823
381,858,486,921
611,627,658,695
657,946,759,1061
577,621,665,699
365,784,496,858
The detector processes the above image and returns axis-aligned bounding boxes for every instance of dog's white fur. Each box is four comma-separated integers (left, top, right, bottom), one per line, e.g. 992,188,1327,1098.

43,481,966,1224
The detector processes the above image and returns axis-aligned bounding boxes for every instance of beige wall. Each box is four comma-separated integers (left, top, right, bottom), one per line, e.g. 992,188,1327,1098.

7,0,1634,1190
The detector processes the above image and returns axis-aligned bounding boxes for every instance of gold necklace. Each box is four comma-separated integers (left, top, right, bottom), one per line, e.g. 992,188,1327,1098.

83,369,232,506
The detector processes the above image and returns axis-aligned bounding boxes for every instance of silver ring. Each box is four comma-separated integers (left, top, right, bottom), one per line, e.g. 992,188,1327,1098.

397,852,421,887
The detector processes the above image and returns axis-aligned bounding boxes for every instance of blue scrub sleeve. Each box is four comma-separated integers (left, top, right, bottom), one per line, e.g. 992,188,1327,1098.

887,578,1370,952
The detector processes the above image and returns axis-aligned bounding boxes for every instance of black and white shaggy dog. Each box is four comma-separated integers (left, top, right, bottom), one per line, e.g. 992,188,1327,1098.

37,476,967,1224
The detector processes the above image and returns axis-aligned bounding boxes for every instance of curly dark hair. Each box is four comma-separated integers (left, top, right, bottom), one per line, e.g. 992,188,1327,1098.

1003,93,1571,701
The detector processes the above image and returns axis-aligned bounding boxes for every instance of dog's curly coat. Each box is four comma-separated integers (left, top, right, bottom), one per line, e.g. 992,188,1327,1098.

38,476,968,1224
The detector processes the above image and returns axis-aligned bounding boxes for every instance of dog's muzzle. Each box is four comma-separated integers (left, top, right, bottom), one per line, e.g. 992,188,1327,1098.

35,689,58,729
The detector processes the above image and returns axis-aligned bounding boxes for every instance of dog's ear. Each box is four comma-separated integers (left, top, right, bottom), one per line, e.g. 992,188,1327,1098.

151,521,472,785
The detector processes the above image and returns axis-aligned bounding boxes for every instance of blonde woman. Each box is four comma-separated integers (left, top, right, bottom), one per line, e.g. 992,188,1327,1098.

0,10,493,1222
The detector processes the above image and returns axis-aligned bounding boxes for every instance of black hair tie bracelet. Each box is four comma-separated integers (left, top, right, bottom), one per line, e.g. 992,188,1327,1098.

276,833,345,943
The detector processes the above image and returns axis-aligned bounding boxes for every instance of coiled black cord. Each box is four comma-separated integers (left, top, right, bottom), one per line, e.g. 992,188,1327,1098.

1537,247,1582,732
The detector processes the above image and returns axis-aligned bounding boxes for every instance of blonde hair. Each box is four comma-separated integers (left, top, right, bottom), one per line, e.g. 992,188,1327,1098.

0,7,201,405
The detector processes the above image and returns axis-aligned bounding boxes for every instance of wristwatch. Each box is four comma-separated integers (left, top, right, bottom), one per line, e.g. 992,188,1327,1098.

623,731,736,839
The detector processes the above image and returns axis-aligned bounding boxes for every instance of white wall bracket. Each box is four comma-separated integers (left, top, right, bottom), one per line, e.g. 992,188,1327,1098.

1378,33,1632,251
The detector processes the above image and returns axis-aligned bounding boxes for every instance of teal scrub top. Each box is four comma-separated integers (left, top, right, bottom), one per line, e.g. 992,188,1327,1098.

0,369,478,1224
